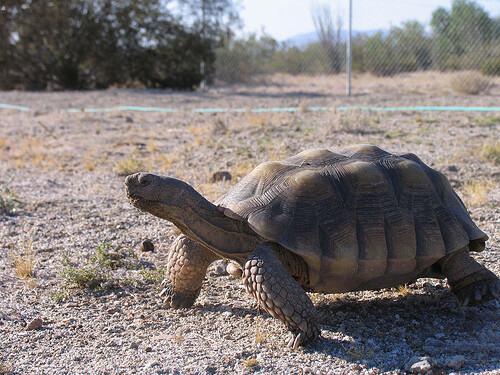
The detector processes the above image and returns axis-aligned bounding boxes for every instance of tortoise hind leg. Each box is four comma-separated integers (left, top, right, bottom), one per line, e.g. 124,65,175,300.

160,234,220,308
439,248,500,306
243,243,320,348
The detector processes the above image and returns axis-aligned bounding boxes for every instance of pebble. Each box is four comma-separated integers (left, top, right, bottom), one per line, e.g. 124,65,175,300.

445,355,465,370
140,239,154,252
210,171,231,183
212,261,227,275
226,262,242,278
424,337,445,346
129,342,139,349
405,356,436,374
107,307,120,314
26,318,43,331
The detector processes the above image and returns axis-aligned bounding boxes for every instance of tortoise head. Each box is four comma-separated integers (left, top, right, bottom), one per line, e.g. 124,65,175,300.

125,173,196,221
127,173,179,205
125,172,262,261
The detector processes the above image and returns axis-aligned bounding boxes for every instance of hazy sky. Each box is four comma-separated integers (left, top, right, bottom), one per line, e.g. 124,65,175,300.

239,0,500,40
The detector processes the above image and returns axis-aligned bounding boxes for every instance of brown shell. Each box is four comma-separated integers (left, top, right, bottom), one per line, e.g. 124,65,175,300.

216,145,488,292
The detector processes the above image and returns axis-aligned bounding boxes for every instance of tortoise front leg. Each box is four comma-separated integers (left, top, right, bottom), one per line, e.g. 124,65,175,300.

160,234,220,308
243,243,320,348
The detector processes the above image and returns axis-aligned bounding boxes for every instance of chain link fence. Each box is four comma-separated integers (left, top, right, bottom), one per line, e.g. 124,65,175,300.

212,0,500,96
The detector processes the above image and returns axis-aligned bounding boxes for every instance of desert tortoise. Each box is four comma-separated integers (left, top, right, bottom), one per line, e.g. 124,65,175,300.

125,144,499,348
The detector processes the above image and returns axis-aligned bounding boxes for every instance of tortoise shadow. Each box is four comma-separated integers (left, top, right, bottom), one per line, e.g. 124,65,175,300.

194,288,499,373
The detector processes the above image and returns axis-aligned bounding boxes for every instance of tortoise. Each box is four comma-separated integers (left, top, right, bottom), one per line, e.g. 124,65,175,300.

125,144,499,348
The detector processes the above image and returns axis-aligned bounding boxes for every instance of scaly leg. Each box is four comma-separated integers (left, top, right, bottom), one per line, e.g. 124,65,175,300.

160,234,220,308
439,248,500,306
243,243,320,348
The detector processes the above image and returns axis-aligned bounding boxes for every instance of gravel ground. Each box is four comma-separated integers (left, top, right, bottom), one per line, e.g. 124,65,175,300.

0,81,499,374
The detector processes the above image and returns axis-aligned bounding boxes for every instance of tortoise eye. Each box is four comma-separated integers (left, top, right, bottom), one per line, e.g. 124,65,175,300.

139,175,152,187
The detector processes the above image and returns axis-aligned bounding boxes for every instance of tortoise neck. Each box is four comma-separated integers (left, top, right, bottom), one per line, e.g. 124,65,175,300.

150,183,262,263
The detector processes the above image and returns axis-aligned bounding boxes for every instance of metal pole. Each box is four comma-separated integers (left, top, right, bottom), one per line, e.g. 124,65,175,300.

346,0,352,96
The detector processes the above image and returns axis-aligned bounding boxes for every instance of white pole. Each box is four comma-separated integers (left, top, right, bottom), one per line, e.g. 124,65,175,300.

346,0,352,96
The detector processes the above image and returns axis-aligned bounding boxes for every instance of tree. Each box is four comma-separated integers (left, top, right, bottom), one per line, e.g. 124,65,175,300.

431,0,500,70
311,3,343,74
0,0,222,90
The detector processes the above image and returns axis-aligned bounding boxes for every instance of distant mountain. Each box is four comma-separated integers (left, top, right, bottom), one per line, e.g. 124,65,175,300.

283,29,382,48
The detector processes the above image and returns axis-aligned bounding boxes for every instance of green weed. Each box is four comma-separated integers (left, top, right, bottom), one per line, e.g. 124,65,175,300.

0,176,24,216
59,255,109,290
140,267,165,285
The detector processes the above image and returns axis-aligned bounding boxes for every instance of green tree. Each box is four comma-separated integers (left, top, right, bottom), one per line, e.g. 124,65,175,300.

431,0,500,70
0,0,234,90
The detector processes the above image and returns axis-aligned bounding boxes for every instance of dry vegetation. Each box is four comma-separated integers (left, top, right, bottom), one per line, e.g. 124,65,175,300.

0,71,499,374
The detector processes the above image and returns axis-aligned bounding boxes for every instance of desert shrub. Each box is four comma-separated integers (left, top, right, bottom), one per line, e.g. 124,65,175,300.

449,72,490,94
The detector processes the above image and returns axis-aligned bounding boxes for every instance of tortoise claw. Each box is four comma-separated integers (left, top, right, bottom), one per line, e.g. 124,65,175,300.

286,332,305,349
457,279,500,307
159,279,198,309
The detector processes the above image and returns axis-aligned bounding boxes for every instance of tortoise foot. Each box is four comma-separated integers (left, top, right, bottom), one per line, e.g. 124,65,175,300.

456,278,500,307
243,243,320,348
159,279,199,309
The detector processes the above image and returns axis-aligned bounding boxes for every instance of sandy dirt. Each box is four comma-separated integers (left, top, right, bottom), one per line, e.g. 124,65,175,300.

0,73,499,374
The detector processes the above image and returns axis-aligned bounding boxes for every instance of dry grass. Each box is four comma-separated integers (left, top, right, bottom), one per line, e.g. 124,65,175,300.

199,180,232,201
463,179,493,207
481,141,500,165
397,284,409,296
147,138,158,152
254,315,269,345
5,137,50,169
114,157,144,176
0,359,12,374
12,227,37,280
83,151,98,172
150,153,178,173
450,72,490,95
252,71,500,96
187,124,209,136
229,159,254,180
243,356,259,368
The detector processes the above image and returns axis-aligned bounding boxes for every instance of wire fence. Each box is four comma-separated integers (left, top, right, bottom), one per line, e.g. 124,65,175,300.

212,0,500,96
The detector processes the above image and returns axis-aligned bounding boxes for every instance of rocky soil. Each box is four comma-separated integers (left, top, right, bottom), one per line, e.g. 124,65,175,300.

0,81,499,374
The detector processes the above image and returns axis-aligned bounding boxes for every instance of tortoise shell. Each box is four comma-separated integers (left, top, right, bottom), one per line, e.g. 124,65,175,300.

216,145,488,293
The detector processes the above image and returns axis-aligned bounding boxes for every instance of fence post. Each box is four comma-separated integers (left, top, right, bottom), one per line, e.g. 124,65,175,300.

346,0,352,96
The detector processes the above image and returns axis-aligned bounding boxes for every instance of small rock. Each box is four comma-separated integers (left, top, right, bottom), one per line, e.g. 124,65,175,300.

211,260,228,275
425,337,445,346
227,262,242,278
129,342,139,349
446,355,465,370
447,165,459,172
125,116,134,123
26,318,43,330
405,356,436,373
210,171,231,183
145,360,158,368
140,239,154,252
107,307,120,314
145,346,153,352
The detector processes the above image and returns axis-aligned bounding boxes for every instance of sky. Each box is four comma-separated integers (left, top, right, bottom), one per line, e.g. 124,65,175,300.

239,0,500,41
